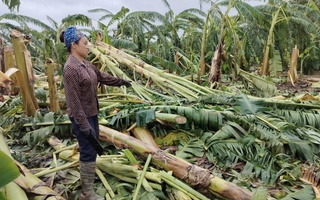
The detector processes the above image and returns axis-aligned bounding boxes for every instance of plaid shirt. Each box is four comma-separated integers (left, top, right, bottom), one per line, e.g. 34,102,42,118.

63,55,124,130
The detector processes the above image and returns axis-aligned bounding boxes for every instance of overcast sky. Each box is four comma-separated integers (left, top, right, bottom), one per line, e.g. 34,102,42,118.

0,0,210,26
0,0,265,30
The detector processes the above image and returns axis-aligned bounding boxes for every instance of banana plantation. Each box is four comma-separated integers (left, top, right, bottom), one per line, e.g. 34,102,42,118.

1,0,320,199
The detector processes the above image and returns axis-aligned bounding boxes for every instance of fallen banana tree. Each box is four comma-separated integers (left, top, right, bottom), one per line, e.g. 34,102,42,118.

47,136,209,200
88,36,220,101
99,125,253,200
0,132,66,200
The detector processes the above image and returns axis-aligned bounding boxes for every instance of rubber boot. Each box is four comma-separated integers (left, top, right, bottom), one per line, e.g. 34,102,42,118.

79,161,104,200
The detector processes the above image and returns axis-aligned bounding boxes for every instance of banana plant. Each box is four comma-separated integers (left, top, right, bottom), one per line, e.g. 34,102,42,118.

205,0,266,84
1,0,20,11
259,0,320,75
0,13,92,71
0,150,19,188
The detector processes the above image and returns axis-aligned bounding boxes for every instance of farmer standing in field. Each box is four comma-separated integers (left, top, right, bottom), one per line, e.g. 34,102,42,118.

60,26,131,200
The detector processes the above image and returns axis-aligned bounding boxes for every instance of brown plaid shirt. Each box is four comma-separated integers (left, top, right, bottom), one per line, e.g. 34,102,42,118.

63,55,124,130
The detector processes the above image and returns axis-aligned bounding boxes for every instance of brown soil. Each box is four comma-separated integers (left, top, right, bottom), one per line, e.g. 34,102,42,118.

276,73,320,94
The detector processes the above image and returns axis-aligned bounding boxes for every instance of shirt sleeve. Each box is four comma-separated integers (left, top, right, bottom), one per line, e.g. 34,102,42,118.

63,66,90,130
91,63,124,86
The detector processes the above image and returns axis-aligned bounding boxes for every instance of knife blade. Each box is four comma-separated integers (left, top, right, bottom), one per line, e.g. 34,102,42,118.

87,130,104,156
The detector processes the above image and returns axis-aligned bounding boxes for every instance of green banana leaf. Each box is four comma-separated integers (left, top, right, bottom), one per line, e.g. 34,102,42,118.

0,150,20,188
0,192,9,200
280,185,314,200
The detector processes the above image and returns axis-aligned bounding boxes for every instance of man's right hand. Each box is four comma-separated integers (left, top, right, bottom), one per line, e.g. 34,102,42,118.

121,79,132,87
80,127,94,137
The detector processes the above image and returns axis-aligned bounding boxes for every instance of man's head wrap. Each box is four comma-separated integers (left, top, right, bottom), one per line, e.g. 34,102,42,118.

63,26,85,48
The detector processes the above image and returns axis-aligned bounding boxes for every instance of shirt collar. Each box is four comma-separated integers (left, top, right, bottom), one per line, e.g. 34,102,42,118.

69,54,86,67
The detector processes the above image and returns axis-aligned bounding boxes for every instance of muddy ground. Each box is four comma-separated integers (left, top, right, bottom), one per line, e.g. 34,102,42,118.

276,73,320,94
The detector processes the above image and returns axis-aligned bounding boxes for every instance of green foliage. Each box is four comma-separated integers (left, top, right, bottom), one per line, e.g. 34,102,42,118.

135,109,155,126
1,13,54,31
107,96,320,189
137,53,183,74
155,131,188,146
280,185,314,200
0,97,24,130
0,192,9,200
251,188,268,200
0,150,20,188
275,109,320,129
108,109,131,129
1,0,20,11
2,0,320,198
176,136,205,162
238,70,279,97
234,93,269,114
35,88,47,105
111,38,138,50
61,14,92,27
23,126,53,146
139,191,159,200
172,106,224,131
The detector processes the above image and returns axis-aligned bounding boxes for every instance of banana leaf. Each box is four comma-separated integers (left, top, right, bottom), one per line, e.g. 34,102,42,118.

0,150,20,188
0,192,8,200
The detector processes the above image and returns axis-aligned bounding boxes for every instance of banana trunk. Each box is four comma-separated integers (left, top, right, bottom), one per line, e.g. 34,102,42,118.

99,125,253,200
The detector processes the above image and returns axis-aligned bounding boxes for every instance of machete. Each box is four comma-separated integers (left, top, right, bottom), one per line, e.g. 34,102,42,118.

87,130,104,156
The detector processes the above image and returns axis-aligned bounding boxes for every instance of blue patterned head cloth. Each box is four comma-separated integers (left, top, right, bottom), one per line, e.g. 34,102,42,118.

63,26,85,48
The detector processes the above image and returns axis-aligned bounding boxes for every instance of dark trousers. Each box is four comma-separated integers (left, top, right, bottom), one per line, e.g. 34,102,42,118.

70,115,99,162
